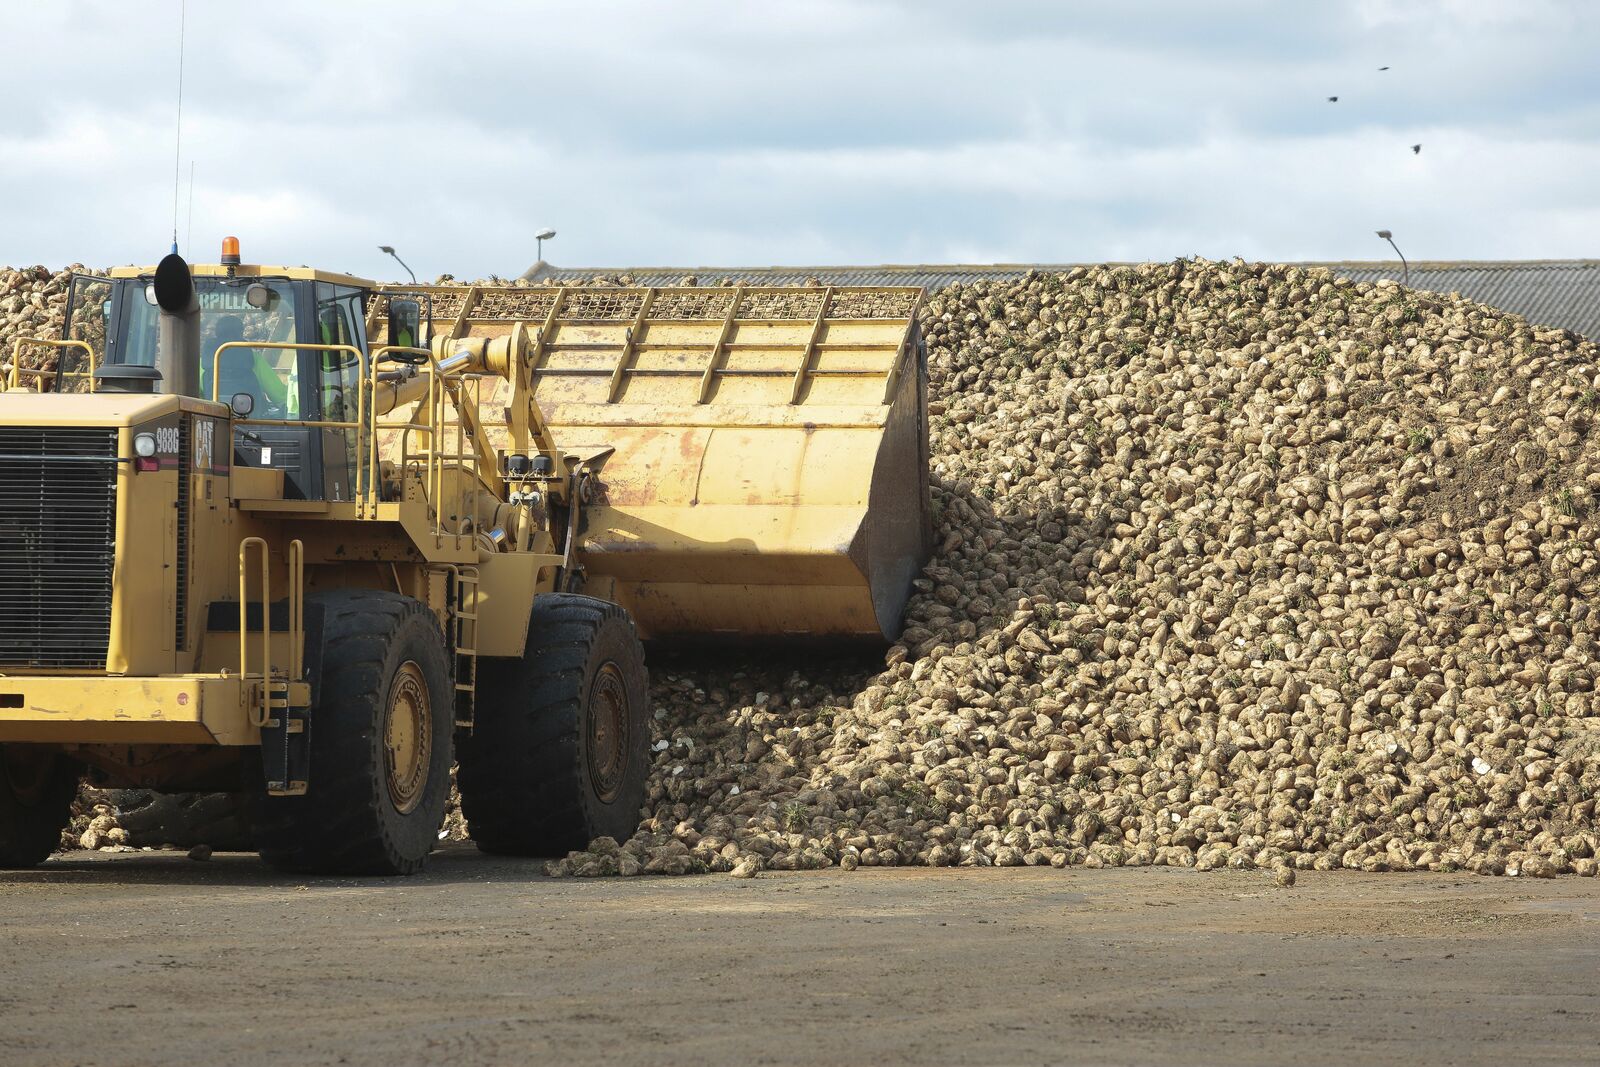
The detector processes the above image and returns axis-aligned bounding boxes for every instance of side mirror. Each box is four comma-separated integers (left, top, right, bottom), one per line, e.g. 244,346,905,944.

387,298,423,351
230,392,255,418
245,283,277,310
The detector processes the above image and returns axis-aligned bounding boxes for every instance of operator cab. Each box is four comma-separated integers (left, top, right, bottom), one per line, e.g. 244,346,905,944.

76,244,376,501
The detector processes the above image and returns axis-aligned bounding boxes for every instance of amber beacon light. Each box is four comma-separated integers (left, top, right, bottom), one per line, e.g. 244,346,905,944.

220,236,241,265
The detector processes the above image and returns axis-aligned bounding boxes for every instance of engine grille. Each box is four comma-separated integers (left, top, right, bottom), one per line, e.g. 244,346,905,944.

175,416,190,650
0,427,118,668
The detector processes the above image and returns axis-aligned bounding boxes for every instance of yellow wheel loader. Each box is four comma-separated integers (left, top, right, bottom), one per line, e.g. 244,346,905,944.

0,241,930,874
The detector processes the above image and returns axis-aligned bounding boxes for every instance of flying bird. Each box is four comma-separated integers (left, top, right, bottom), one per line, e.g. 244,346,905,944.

1379,66,1390,71
1412,144,1422,154
1327,95,1339,102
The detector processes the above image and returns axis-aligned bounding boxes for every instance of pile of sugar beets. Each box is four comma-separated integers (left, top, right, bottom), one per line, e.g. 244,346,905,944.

0,265,83,368
554,260,1600,879
13,259,1600,879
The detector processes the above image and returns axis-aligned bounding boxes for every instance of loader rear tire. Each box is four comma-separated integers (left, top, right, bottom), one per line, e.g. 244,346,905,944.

0,745,78,868
459,595,649,856
251,591,452,876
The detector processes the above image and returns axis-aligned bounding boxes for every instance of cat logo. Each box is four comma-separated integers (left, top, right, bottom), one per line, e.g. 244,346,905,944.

194,418,215,470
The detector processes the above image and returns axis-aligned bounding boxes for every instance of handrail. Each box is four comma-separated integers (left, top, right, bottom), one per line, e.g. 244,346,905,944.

210,339,367,404
239,537,272,728
431,354,447,548
288,540,304,680
239,537,304,728
215,340,370,515
370,344,434,363
366,345,434,520
365,344,471,547
5,338,96,392
215,339,476,545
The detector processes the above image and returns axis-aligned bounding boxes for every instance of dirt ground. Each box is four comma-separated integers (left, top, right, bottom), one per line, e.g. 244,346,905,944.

3,848,1599,1066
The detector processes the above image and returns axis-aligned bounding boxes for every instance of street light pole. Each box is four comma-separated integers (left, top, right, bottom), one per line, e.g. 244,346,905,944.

378,245,417,285
1375,230,1409,287
536,228,556,263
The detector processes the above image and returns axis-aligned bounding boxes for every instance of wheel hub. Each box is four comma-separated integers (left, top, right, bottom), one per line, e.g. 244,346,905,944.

587,662,629,804
384,661,432,814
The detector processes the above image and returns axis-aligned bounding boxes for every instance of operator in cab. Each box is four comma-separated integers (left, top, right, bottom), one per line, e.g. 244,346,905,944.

202,314,292,416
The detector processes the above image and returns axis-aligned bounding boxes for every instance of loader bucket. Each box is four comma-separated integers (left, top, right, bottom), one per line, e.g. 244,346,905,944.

379,284,932,641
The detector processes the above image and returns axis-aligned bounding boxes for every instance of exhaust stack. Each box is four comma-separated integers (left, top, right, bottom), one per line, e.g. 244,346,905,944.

152,252,201,397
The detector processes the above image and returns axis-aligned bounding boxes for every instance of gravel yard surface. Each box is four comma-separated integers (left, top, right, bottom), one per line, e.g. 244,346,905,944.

5,849,1600,1066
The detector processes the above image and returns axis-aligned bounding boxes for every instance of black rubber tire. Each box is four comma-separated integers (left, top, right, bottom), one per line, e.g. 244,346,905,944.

458,594,649,856
251,590,453,875
106,789,254,851
0,745,78,868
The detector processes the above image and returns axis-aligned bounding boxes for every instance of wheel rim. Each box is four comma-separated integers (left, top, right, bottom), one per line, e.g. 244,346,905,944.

587,662,630,804
384,661,432,815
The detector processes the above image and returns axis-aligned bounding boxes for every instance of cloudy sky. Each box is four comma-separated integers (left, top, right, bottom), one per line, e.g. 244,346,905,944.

2,1,1595,279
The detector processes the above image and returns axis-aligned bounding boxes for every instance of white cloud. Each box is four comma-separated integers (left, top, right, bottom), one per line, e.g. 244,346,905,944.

0,0,1595,276
1356,0,1568,27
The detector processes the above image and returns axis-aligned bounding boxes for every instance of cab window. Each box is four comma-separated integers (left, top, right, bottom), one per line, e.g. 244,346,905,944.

314,284,366,422
115,277,300,415
315,283,368,501
53,275,112,394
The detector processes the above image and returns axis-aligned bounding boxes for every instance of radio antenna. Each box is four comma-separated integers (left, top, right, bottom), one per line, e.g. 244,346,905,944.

170,0,187,254
185,160,196,259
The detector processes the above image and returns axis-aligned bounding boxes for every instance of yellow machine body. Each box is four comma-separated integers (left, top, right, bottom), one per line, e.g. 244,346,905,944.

0,264,929,786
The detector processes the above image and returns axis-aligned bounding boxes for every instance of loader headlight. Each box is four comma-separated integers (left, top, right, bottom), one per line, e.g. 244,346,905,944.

134,432,157,458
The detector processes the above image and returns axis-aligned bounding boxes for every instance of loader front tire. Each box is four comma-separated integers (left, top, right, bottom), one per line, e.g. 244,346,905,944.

0,745,78,868
459,595,649,856
252,591,452,876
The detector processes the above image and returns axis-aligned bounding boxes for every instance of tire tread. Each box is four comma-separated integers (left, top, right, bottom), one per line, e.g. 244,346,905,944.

458,594,648,856
252,590,451,875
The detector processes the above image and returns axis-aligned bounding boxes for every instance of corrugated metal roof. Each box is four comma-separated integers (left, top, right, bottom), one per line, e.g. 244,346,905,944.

526,259,1600,339
1324,260,1600,338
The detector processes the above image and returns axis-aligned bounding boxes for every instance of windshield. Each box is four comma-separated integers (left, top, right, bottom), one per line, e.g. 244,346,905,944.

119,277,301,415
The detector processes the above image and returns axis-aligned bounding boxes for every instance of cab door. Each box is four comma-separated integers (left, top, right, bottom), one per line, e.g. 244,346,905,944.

313,283,368,503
